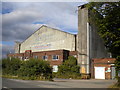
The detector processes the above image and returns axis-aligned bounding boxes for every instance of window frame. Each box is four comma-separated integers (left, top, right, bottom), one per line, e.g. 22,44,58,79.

52,55,59,60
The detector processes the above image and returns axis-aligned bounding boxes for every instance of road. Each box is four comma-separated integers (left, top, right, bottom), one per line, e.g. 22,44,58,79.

2,78,117,89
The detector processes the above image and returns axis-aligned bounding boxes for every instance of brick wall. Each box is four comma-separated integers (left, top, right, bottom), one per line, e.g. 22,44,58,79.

69,51,78,58
32,50,68,66
8,49,71,66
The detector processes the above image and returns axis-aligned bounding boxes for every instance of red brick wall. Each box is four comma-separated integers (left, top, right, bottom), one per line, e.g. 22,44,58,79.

7,49,78,66
32,50,66,66
93,58,116,64
69,51,78,58
8,50,70,66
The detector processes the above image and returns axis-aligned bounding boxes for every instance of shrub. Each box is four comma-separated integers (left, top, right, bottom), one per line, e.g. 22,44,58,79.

2,57,21,75
2,58,53,80
56,56,81,79
18,59,52,80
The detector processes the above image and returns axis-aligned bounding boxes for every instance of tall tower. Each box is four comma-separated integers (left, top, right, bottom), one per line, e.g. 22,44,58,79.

78,5,90,74
77,4,109,75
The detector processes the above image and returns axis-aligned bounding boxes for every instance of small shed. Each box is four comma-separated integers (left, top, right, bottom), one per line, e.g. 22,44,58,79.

91,58,116,79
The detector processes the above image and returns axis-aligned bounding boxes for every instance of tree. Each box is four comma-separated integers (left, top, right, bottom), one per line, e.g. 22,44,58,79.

87,2,120,81
57,56,80,79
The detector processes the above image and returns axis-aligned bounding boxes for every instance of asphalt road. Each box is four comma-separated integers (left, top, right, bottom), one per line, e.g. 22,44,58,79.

2,78,117,89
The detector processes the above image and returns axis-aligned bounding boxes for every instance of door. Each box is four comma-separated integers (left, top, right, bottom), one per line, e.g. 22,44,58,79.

95,67,105,79
53,65,58,72
111,67,116,80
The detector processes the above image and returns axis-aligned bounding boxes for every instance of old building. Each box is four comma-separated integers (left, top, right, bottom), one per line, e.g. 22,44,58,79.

77,4,115,79
91,58,116,79
8,4,116,79
78,5,109,74
8,25,77,72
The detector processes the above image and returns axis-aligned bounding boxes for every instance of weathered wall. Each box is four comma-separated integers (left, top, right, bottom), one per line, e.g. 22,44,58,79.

78,5,109,74
78,6,89,74
89,24,109,59
20,25,76,53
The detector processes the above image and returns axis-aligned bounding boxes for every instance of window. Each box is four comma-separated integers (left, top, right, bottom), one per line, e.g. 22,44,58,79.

53,65,58,72
42,55,48,60
34,55,38,59
52,55,59,60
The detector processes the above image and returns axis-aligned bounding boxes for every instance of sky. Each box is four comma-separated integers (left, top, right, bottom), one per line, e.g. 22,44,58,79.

1,2,87,58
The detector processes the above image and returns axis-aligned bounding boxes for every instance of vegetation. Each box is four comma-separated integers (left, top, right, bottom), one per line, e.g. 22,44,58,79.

2,58,21,75
109,81,120,88
55,56,81,79
87,2,120,82
2,58,53,80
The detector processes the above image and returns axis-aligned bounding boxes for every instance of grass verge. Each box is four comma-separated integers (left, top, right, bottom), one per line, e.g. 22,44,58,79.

2,75,53,81
109,82,120,89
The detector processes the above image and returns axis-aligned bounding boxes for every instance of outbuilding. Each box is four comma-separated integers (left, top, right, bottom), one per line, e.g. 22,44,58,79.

91,58,116,79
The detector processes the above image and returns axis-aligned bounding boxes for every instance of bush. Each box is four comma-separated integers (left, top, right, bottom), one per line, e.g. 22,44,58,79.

2,57,21,75
56,56,81,79
115,56,120,79
2,58,53,80
18,59,52,80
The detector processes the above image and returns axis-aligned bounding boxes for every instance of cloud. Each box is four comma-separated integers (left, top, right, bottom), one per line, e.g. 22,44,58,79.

1,43,14,58
2,2,86,58
2,2,85,41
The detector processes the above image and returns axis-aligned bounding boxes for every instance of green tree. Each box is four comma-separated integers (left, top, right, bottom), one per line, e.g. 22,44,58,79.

57,56,80,79
87,2,120,82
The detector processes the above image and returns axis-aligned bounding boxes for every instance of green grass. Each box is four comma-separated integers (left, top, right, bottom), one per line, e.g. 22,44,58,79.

2,74,52,81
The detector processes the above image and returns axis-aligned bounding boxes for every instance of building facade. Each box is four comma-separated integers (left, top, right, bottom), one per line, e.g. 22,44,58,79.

8,4,115,79
8,25,77,72
91,58,116,79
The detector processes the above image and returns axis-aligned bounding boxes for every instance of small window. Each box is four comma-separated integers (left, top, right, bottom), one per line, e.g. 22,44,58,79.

42,55,48,60
34,55,38,59
52,55,59,60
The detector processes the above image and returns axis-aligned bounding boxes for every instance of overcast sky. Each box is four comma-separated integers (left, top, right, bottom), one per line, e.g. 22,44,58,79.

1,2,87,58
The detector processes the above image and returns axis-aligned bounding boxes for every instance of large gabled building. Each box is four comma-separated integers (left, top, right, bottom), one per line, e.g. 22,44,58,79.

8,25,78,72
